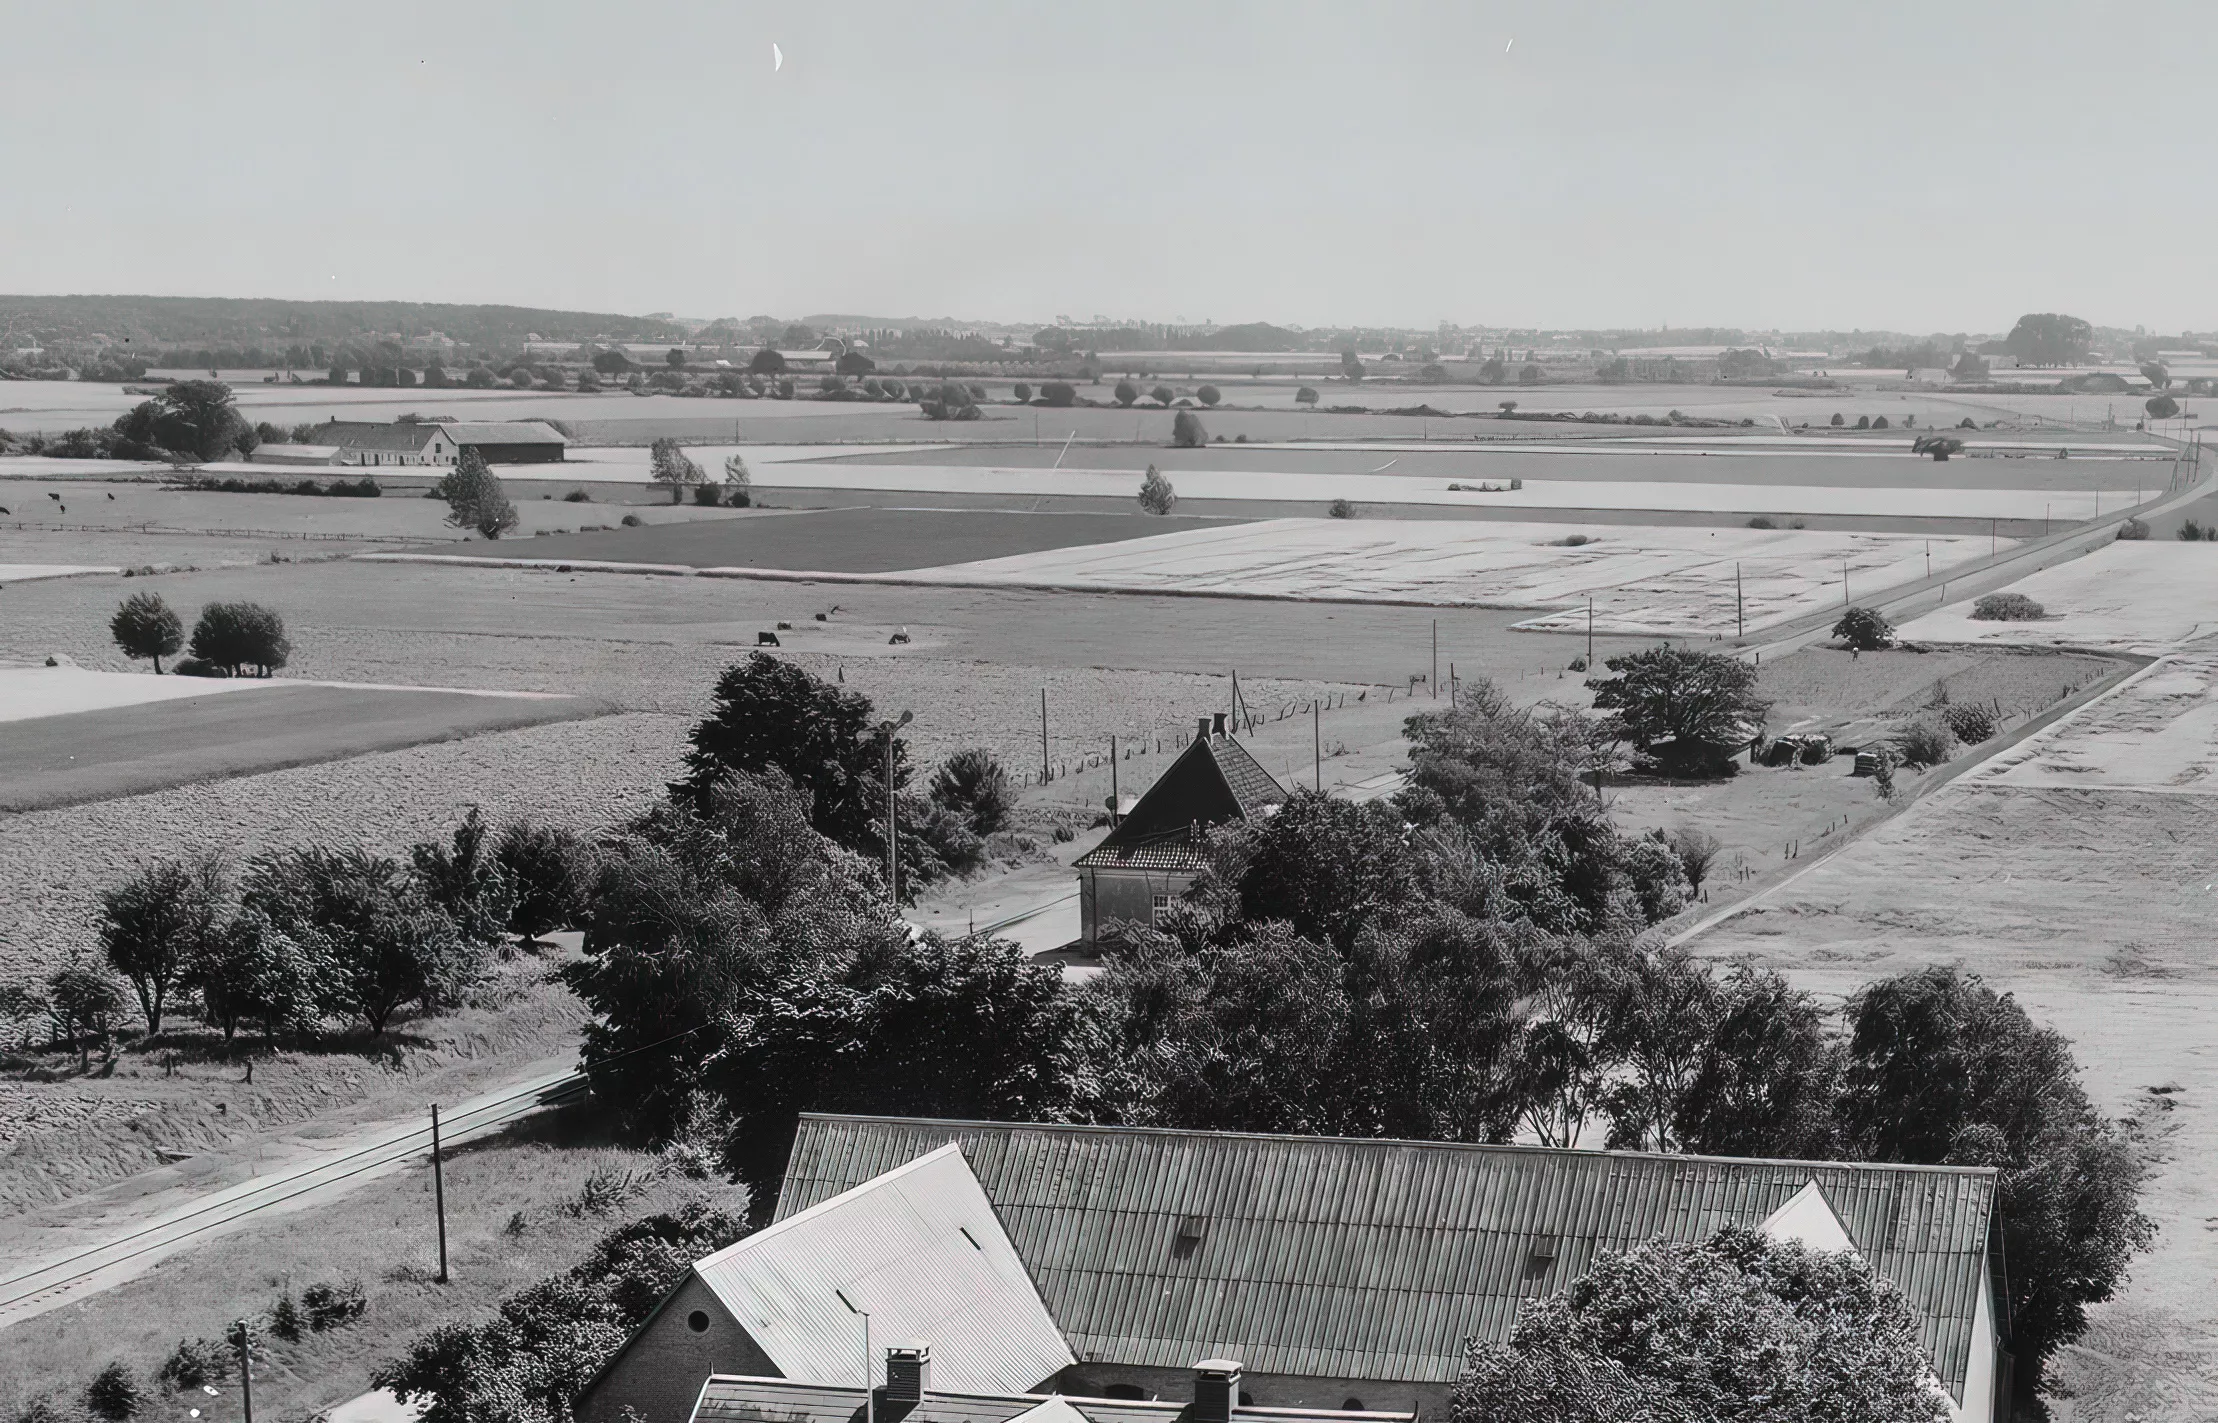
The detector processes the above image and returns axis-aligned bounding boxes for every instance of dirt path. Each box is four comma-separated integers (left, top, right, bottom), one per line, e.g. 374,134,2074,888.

0,1061,584,1333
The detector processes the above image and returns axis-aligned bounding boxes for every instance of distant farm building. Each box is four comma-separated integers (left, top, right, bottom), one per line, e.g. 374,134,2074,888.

576,1114,2012,1423
1072,714,1286,943
308,420,566,466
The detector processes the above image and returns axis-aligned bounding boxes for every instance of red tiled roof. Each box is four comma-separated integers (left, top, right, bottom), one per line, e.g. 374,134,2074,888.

1073,734,1285,872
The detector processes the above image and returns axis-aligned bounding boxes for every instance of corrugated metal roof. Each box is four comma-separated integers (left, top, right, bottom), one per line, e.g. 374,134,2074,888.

776,1118,1996,1402
435,420,566,445
697,1143,1074,1394
691,1377,1413,1423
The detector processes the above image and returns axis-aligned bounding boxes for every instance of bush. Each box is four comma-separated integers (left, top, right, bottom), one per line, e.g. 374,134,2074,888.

1327,498,1355,519
621,513,642,527
1197,385,1221,406
1871,415,1890,429
84,1364,141,1422
189,601,289,676
2117,515,2148,540
1295,386,1319,406
1832,605,1893,651
930,748,1013,836
157,1338,230,1392
1746,515,1776,530
1171,409,1207,447
1892,716,1955,768
1149,384,1175,406
268,1291,304,1341
111,592,184,673
2178,518,2207,541
302,1278,369,1331
1113,379,1139,407
564,488,591,503
1971,592,2045,621
1942,702,1997,744
691,483,722,506
1138,464,1176,515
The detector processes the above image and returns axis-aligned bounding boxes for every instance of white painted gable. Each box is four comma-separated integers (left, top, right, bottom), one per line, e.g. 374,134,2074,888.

1005,1398,1096,1423
1759,1180,1858,1255
693,1143,1073,1393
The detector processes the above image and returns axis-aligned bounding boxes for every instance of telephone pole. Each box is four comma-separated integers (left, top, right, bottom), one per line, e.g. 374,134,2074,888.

1313,702,1321,791
431,1104,448,1283
234,1321,254,1423
1735,563,1743,638
1430,620,1438,698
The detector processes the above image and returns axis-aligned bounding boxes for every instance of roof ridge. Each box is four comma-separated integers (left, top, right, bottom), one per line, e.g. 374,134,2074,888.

789,1114,2000,1179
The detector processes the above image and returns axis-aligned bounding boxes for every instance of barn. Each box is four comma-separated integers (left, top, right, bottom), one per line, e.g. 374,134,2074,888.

437,420,567,464
308,419,567,466
577,1116,2011,1423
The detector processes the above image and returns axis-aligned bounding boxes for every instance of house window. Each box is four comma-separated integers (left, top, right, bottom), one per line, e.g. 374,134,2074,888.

1150,894,1172,919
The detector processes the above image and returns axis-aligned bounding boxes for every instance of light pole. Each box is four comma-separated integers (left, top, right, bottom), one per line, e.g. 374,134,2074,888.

880,711,912,899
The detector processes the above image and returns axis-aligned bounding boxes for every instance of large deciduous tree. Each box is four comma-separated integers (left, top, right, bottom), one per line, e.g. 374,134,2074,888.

647,437,705,503
679,653,939,880
1453,1226,1945,1423
1588,646,1769,775
1838,966,2155,1412
2004,313,2093,368
111,592,184,672
188,601,291,676
99,855,227,1034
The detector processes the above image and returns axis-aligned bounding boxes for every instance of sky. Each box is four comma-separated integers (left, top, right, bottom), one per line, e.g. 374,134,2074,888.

3,0,2214,334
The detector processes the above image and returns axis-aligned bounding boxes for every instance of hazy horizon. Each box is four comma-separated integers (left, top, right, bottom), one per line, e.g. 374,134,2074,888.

5,0,2214,334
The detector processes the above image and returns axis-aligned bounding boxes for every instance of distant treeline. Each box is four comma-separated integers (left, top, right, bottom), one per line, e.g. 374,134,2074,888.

0,295,685,355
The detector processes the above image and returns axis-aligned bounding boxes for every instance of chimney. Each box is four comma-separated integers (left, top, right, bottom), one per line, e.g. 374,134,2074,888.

1211,712,1227,738
1197,716,1211,742
1192,1360,1243,1423
884,1343,931,1404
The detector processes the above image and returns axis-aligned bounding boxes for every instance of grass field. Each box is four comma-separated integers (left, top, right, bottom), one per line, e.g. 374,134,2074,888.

812,439,2185,493
0,1098,748,1423
0,681,610,813
0,477,748,541
1899,540,2218,652
512,506,1253,572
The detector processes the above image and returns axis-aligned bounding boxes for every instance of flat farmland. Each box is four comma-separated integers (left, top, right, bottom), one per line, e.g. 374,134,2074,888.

0,476,746,541
881,518,2003,635
0,681,611,813
810,439,2181,493
558,445,2123,521
511,506,1253,572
